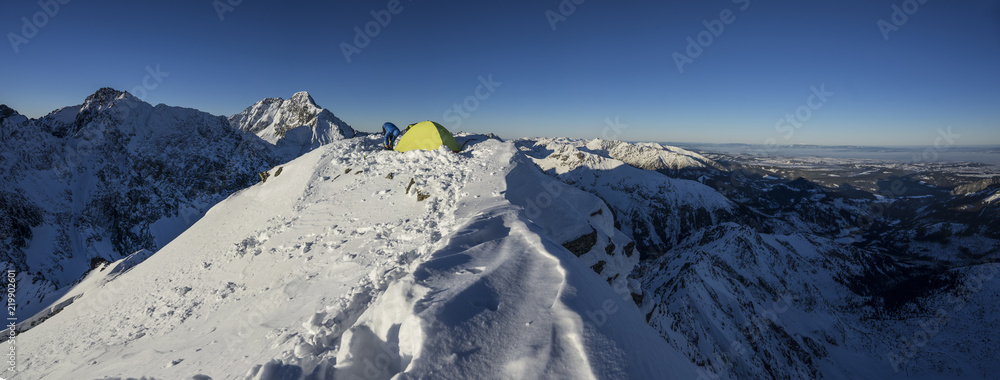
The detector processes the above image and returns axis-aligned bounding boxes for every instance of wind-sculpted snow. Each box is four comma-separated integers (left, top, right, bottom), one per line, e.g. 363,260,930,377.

14,135,695,379
229,91,355,159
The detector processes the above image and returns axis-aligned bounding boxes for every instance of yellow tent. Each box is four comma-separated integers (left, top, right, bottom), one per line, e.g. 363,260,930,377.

394,121,461,153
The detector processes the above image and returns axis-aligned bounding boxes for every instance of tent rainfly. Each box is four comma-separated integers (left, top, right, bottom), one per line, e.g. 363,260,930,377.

394,121,461,153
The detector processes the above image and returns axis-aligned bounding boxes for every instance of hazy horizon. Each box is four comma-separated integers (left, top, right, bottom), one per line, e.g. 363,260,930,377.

4,85,998,153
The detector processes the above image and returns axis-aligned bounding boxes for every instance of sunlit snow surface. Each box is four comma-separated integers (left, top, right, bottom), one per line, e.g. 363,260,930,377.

13,136,694,379
12,134,1000,380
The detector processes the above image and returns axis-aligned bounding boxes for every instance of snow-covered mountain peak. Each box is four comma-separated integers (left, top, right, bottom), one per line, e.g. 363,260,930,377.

289,91,317,107
72,87,152,129
81,87,142,112
229,91,355,159
0,104,17,119
0,89,279,322
0,104,26,126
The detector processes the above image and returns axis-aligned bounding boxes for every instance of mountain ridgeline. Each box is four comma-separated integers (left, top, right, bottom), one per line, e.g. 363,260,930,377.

0,88,354,318
3,89,998,379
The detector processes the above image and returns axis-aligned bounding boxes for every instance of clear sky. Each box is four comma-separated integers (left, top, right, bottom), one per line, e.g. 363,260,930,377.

2,0,998,146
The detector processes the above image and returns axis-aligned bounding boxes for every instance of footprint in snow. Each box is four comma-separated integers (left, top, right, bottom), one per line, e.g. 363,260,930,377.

461,267,485,275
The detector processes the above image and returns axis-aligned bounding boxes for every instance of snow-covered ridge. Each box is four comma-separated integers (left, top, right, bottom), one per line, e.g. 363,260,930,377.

229,91,356,158
597,139,722,171
526,137,721,172
519,138,734,255
952,175,1000,195
14,136,695,379
986,190,1000,204
8,92,1000,379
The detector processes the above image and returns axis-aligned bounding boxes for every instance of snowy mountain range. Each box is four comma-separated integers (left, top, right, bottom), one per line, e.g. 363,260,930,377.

0,88,353,320
3,90,999,379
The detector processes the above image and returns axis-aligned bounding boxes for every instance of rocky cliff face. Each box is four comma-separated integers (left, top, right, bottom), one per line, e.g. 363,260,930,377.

952,176,1000,195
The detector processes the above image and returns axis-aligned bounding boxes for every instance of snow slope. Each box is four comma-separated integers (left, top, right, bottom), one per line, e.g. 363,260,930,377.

14,136,695,379
1,88,362,327
637,223,877,379
0,88,279,319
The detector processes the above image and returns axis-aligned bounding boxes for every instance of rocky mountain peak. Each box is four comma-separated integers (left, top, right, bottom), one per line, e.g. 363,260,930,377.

84,87,127,105
0,104,18,122
289,91,317,107
229,91,355,153
80,88,143,113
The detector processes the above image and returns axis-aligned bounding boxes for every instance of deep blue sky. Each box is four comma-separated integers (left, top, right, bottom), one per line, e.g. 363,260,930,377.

2,0,998,145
